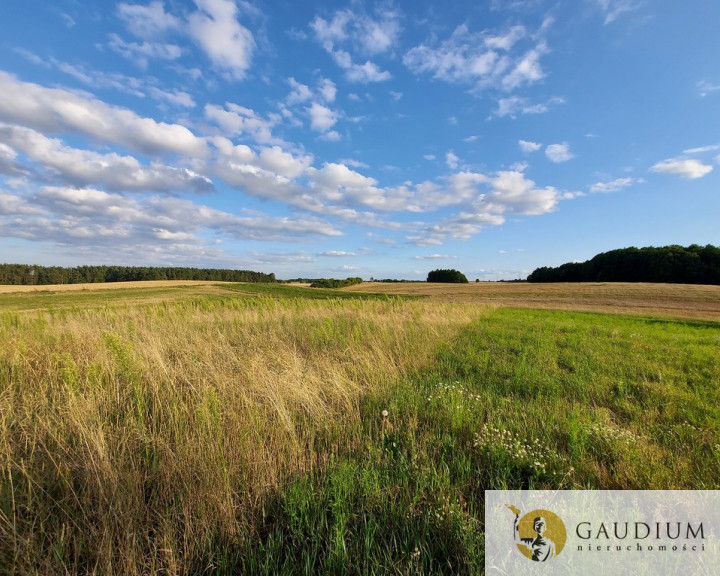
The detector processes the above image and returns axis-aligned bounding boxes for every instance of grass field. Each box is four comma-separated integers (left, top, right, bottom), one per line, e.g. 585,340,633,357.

1,281,719,574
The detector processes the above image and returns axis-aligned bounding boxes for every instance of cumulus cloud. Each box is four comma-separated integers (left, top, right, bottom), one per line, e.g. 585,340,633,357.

108,33,183,68
308,102,339,133
286,78,313,105
413,254,452,260
0,186,341,263
310,7,396,83
204,102,281,145
148,87,196,108
519,139,542,152
650,158,713,179
0,123,213,193
545,143,574,163
0,72,208,157
483,170,561,215
495,96,563,118
446,151,460,170
589,177,637,193
310,7,400,56
116,1,181,39
319,250,356,257
319,78,337,102
404,22,550,93
187,0,255,80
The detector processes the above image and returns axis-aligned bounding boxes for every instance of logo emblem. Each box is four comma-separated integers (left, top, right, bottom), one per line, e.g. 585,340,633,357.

506,505,567,562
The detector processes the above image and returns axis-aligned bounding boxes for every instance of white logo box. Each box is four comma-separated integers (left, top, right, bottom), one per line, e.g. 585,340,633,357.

485,490,720,575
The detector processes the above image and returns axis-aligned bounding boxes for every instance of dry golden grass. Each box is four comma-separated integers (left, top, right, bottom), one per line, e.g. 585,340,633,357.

344,281,720,320
0,295,489,574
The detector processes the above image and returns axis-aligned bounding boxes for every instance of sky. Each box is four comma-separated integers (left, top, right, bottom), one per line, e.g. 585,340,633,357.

0,0,719,280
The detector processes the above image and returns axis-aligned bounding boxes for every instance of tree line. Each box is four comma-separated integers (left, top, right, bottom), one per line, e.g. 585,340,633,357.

527,244,720,285
0,264,276,285
310,277,363,288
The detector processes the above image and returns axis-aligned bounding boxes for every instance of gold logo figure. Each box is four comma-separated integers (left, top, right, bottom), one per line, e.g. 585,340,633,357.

506,505,567,562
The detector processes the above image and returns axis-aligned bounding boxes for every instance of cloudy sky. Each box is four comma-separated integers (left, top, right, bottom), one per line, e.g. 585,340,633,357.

1,0,718,279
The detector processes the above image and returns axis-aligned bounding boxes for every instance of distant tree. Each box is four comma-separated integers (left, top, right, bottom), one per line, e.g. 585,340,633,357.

0,264,276,285
527,244,720,285
310,277,363,288
427,269,469,283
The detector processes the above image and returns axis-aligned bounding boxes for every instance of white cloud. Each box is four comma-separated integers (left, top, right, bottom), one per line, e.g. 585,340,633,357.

286,78,313,105
319,78,337,103
682,143,720,155
545,143,574,163
337,55,392,83
0,123,213,193
596,0,642,25
404,22,550,94
698,80,720,97
650,158,713,179
310,8,396,83
108,33,182,67
589,177,636,193
319,250,356,257
501,42,548,91
310,7,400,56
116,1,181,39
148,87,196,108
0,186,341,266
519,139,542,152
446,151,460,170
204,102,280,145
484,170,561,215
0,72,208,158
250,252,315,264
413,254,452,260
308,102,339,132
495,96,563,118
319,130,342,142
187,0,255,80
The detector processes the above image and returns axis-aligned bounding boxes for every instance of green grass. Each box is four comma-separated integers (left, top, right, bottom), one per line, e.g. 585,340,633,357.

238,308,720,574
0,282,419,314
221,282,423,300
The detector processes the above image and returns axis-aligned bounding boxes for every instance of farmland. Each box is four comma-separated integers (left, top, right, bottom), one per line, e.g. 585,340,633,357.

1,281,719,574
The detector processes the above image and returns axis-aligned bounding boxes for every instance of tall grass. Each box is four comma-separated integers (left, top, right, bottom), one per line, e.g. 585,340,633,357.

0,293,486,574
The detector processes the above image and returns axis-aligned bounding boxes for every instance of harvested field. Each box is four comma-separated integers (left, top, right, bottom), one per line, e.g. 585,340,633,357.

344,281,720,320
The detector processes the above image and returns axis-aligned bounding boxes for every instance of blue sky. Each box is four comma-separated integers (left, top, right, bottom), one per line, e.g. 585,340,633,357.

0,0,718,280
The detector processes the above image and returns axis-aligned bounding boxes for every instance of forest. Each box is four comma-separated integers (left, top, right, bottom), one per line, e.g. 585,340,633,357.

0,264,276,285
527,244,720,285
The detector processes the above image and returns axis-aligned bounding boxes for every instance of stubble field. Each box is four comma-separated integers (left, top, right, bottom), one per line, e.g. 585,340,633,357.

1,281,719,574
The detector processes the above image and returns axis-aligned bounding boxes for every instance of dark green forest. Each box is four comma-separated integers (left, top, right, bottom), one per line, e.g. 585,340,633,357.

0,264,275,285
527,244,720,285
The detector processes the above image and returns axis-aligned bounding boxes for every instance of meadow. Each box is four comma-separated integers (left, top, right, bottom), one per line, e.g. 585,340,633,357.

1,281,719,574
